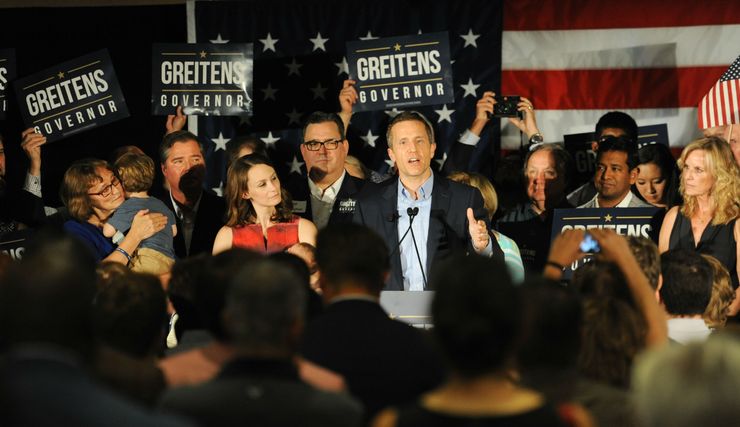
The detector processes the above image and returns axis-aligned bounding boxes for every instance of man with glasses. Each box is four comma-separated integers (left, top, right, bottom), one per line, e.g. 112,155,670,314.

285,112,365,229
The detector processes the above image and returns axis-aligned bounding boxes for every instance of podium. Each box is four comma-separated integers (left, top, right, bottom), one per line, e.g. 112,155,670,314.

380,291,434,327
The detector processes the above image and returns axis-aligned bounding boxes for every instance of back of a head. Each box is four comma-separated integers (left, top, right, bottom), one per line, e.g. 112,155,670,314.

634,334,740,427
226,258,307,353
702,255,735,329
572,260,646,388
92,271,167,358
627,236,661,290
430,254,518,378
197,248,263,341
660,250,713,316
316,223,389,295
225,134,267,165
0,231,97,353
114,152,155,193
595,111,638,142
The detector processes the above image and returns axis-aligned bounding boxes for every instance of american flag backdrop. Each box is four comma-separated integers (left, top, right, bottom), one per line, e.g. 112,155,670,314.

190,0,504,193
190,0,740,193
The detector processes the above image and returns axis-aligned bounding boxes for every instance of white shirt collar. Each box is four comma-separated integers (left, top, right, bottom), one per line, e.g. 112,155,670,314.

595,190,634,208
169,190,202,218
308,170,346,203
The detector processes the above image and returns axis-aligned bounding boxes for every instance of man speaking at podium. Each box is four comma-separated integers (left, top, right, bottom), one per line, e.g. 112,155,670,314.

353,111,503,290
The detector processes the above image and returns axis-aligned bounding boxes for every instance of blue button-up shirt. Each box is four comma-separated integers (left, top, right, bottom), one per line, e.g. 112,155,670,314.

397,175,434,291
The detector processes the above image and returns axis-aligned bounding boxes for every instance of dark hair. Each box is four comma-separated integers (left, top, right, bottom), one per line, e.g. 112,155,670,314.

660,250,713,316
572,260,646,388
597,135,639,170
523,143,574,187
0,230,97,355
301,111,346,142
595,111,638,143
167,254,209,337
159,130,203,163
626,236,661,290
92,271,168,358
635,144,682,207
196,248,262,341
430,254,518,378
316,223,390,294
386,110,435,147
224,153,293,226
225,134,267,166
269,251,323,319
226,258,307,351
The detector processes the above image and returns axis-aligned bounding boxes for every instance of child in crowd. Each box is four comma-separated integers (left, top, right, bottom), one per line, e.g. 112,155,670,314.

103,153,177,275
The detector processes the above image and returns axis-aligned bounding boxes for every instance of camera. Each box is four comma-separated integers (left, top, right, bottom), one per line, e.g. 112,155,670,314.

579,232,601,253
488,95,521,118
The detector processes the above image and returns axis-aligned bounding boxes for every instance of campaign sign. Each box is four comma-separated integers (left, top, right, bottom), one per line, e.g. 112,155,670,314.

0,48,16,119
152,43,253,116
14,50,129,143
347,32,454,112
564,124,671,188
0,228,33,261
550,207,660,279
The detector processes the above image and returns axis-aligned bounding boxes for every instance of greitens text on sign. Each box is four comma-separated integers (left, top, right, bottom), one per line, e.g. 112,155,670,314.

152,43,253,116
0,48,17,120
13,49,129,143
347,32,454,112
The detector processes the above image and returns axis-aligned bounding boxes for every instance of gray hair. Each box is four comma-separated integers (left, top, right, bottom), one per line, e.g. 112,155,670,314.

633,334,740,427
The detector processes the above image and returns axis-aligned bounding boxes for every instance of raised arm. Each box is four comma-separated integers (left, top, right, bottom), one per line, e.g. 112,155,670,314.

337,79,358,134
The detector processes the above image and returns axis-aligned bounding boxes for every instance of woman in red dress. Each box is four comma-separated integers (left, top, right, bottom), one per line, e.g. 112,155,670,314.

212,154,317,254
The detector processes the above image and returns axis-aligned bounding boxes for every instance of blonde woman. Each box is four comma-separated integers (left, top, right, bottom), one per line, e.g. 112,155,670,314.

659,137,740,287
448,171,524,283
212,154,316,254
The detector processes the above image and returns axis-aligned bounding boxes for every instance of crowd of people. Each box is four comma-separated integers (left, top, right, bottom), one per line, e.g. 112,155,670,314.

1,76,740,427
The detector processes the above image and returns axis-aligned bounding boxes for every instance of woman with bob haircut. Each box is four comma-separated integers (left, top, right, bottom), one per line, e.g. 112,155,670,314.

60,158,168,264
212,154,316,254
659,136,740,287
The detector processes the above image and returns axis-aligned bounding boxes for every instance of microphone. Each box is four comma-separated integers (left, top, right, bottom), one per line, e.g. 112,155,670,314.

407,208,427,289
407,207,419,218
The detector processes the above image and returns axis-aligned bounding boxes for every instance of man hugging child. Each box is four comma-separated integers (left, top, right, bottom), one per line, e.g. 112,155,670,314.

103,152,177,275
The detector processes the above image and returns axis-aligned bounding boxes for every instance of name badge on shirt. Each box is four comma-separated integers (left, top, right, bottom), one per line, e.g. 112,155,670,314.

293,200,307,214
338,198,356,214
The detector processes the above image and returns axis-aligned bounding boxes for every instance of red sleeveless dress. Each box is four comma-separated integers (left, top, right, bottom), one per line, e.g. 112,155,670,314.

231,216,300,253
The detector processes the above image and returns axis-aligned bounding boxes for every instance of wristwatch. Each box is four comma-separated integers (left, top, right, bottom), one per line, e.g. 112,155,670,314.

528,133,544,145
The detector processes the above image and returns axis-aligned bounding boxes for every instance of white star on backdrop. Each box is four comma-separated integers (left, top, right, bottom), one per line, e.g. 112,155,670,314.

359,31,378,40
211,132,229,151
238,115,252,127
360,130,379,148
384,108,401,118
460,29,480,48
212,184,224,197
209,34,229,44
260,132,280,149
261,83,278,101
434,105,455,123
335,57,349,76
310,83,327,100
287,156,305,175
417,29,423,34
286,108,302,125
384,159,395,168
309,32,329,51
259,33,279,52
285,58,303,76
434,152,448,169
460,78,480,98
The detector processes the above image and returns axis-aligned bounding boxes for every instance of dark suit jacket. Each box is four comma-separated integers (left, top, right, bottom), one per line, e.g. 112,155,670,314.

353,174,503,290
0,355,188,427
156,190,225,258
300,299,445,420
159,358,362,427
284,172,365,226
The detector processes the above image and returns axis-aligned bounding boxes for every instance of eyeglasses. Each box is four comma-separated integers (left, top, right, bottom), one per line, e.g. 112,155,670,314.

88,177,120,198
303,139,343,151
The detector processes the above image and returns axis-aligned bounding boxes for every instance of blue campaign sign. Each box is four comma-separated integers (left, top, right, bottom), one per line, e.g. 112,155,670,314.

550,207,661,279
347,32,454,112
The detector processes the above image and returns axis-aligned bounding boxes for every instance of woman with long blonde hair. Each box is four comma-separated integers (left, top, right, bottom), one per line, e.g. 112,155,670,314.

659,136,740,287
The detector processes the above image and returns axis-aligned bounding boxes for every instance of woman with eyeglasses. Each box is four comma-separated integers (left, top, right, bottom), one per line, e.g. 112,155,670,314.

212,154,317,254
60,158,168,264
